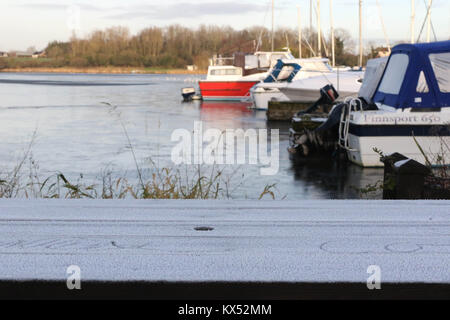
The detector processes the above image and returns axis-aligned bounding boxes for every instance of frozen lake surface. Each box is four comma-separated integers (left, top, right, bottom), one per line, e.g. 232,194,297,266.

0,72,383,200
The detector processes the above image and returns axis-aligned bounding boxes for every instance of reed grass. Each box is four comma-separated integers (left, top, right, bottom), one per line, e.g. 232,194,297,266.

0,106,279,200
0,156,278,200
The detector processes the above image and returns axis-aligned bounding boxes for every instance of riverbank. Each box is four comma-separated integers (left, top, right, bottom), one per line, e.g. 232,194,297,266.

0,66,207,75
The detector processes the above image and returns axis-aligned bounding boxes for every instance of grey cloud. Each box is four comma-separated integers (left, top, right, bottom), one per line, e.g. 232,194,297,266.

16,2,103,11
105,2,267,20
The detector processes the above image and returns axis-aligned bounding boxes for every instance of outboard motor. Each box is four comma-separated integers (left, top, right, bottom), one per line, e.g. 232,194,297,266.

296,84,339,116
181,87,196,102
289,84,341,159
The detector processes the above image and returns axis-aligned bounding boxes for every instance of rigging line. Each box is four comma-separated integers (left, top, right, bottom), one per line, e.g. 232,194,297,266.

375,0,391,52
315,64,333,85
305,56,333,85
303,37,316,57
422,0,437,41
416,0,433,42
321,31,329,57
256,0,272,51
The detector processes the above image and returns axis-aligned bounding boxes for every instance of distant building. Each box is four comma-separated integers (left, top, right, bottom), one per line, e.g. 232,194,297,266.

8,50,46,59
186,65,198,71
14,51,33,58
0,52,8,57
32,50,46,59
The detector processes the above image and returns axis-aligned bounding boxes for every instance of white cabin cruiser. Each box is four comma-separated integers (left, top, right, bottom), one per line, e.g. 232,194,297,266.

339,41,450,167
251,57,364,110
278,70,364,105
250,58,338,110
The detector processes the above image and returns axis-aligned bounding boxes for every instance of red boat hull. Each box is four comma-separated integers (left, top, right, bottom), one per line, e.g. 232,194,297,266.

199,81,259,101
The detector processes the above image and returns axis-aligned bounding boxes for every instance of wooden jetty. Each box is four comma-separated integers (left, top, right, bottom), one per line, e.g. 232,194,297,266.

0,199,449,299
267,101,331,121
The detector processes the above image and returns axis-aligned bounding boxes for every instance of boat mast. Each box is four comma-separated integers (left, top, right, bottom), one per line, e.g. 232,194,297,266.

298,6,302,58
359,0,363,68
426,0,432,43
317,0,321,56
330,0,335,67
375,0,391,53
310,0,313,57
411,0,415,43
272,0,275,51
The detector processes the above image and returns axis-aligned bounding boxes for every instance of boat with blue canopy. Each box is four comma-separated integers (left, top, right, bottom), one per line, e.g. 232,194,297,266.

251,58,363,110
339,40,450,167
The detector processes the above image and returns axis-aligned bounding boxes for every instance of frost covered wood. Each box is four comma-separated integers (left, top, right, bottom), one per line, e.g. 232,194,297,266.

0,199,449,283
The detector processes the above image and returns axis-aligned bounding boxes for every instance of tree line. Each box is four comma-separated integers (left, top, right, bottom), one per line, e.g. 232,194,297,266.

1,25,376,70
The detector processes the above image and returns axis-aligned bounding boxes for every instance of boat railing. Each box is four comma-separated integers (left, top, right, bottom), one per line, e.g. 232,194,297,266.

338,97,363,151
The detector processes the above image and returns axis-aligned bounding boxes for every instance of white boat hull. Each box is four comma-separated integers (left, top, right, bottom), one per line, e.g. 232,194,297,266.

250,88,288,110
347,135,450,167
282,87,357,103
346,109,450,167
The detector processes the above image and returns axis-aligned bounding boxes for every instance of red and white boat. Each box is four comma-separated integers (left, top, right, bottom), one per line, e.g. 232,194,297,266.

199,51,294,101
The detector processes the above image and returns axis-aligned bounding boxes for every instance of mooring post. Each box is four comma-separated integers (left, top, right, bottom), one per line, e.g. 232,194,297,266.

381,153,408,199
382,153,431,199
393,158,431,199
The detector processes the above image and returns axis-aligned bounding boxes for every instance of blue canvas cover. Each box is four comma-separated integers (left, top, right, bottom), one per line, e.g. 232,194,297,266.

263,60,301,83
373,40,450,109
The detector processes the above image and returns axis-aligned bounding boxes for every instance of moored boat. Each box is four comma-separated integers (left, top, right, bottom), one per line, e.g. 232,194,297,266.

287,56,389,162
277,69,364,105
181,87,196,101
340,41,450,167
250,58,335,110
199,51,294,101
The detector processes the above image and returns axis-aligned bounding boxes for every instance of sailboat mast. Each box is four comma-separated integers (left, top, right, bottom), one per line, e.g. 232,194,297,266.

359,0,363,67
310,0,313,57
330,0,335,67
317,0,321,56
411,0,415,44
272,0,275,51
426,0,432,43
298,6,302,58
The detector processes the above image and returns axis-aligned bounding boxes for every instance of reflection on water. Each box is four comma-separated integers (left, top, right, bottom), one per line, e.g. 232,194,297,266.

0,79,154,86
0,72,383,199
290,158,383,199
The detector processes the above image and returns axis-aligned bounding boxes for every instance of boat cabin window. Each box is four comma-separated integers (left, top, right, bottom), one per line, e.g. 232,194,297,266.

276,66,295,81
301,61,332,72
245,55,259,69
378,53,409,95
429,52,450,93
258,55,270,69
416,71,429,93
270,54,287,63
210,68,242,76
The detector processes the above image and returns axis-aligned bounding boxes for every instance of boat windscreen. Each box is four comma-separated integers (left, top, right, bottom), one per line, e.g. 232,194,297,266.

300,61,332,72
429,52,450,93
377,53,409,95
210,68,242,76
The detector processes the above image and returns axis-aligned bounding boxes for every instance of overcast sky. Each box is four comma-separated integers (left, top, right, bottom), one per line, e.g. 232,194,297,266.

0,0,449,51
